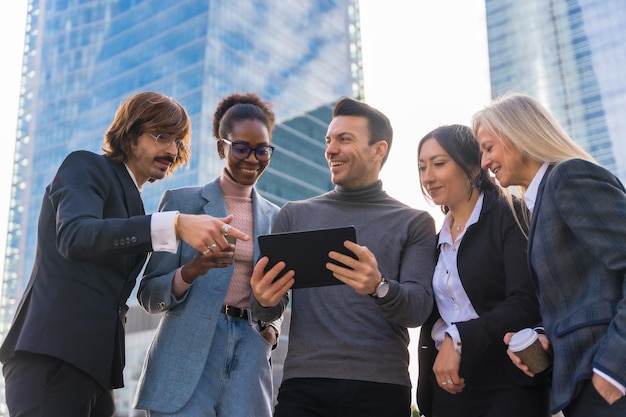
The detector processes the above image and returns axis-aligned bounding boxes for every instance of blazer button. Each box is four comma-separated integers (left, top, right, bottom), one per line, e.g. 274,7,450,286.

125,237,131,244
113,239,119,247
131,236,137,243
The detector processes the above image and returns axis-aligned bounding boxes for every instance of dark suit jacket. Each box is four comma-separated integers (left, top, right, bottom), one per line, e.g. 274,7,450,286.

529,159,626,413
0,151,153,389
417,191,546,416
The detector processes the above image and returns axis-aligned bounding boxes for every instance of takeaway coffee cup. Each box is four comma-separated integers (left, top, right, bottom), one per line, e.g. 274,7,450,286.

508,328,550,374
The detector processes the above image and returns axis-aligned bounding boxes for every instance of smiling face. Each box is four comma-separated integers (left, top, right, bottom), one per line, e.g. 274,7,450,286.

218,118,271,186
324,115,387,189
126,132,179,186
418,138,474,210
476,125,532,188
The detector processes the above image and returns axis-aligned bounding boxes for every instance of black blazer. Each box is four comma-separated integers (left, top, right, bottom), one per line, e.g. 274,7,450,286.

0,151,153,389
417,191,546,416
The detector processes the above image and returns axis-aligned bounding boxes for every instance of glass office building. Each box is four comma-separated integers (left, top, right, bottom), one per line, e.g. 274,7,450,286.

0,1,362,415
485,0,626,180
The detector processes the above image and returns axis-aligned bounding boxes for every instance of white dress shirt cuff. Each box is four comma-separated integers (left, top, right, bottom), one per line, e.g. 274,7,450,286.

594,368,626,396
446,325,463,354
151,211,179,253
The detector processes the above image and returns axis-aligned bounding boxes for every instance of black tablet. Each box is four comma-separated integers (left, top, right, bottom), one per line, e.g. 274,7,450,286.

258,226,357,289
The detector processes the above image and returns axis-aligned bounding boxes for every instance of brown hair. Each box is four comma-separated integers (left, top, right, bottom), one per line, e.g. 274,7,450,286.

102,92,192,178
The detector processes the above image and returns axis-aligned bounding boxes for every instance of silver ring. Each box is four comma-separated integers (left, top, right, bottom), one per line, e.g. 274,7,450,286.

221,224,232,235
441,381,448,386
202,243,218,256
446,379,453,385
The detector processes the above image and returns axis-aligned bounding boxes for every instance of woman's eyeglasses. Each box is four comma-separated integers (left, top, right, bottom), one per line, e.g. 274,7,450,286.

221,138,274,162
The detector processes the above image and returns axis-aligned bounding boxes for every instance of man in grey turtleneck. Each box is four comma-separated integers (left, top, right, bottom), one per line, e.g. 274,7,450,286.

251,96,436,417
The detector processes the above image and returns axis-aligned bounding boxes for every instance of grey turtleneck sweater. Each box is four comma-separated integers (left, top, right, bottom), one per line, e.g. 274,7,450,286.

256,180,436,386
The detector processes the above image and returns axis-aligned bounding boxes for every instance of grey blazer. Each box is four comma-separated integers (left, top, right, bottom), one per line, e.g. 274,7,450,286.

528,159,626,413
133,177,280,411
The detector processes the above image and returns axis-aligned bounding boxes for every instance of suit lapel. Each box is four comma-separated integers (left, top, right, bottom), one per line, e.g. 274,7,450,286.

527,165,553,278
201,179,228,218
109,159,145,216
251,188,271,261
193,180,232,298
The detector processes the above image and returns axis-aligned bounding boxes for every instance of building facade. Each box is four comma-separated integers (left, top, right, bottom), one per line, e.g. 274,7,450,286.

485,0,626,180
0,1,362,415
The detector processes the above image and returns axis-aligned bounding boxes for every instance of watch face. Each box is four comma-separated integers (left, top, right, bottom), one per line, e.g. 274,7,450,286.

377,280,389,298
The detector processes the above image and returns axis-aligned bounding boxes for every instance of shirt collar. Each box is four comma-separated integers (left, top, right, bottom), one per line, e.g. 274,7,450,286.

524,162,549,212
124,163,141,192
438,192,484,246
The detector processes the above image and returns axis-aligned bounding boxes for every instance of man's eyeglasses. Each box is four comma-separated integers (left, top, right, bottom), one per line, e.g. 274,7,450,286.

147,133,184,150
221,139,275,162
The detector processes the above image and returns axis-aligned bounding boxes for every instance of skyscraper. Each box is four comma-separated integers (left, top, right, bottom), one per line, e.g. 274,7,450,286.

0,1,362,415
485,0,626,180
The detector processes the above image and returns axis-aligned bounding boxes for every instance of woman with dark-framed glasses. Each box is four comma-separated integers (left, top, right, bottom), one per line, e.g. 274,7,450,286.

134,93,288,417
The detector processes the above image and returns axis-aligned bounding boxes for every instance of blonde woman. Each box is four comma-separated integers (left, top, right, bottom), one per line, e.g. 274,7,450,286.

474,92,626,417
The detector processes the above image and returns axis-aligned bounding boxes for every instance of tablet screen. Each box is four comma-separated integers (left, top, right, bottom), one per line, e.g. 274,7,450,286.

258,226,357,289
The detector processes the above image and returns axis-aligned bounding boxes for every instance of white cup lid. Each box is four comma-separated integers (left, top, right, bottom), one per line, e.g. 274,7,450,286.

509,328,538,352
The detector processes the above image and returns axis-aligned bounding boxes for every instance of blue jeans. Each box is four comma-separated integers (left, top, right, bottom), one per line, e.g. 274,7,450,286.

148,314,273,417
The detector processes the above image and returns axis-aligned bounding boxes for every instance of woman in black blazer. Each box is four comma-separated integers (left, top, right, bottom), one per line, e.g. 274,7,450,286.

416,125,550,417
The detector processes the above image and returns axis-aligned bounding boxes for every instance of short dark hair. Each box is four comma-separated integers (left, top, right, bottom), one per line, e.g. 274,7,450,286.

332,97,393,166
102,92,191,179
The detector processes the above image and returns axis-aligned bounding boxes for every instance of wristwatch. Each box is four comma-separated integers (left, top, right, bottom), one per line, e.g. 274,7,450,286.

370,277,389,299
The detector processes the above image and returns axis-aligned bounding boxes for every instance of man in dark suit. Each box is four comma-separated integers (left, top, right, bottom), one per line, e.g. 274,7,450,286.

0,91,248,417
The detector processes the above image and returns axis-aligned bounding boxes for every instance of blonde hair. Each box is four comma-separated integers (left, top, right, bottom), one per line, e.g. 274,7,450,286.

472,92,595,164
472,92,596,234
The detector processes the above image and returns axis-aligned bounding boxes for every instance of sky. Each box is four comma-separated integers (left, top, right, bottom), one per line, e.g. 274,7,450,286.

360,0,491,220
0,0,492,405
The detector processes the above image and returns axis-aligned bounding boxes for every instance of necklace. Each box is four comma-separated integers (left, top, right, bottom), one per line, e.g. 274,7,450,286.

450,214,465,234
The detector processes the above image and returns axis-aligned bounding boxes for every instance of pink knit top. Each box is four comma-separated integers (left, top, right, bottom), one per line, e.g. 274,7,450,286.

219,171,255,308
171,170,255,307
